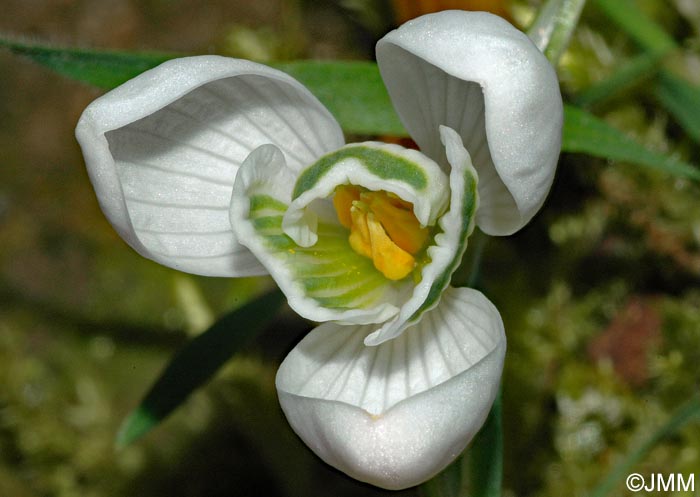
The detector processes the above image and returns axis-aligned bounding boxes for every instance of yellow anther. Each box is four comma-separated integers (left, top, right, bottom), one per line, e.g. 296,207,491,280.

366,213,415,280
362,191,429,254
332,185,361,229
348,201,372,258
333,185,429,281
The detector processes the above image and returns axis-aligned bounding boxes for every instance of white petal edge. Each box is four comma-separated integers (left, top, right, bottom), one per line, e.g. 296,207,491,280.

76,55,344,276
377,10,563,236
364,126,478,346
276,286,506,490
230,144,400,325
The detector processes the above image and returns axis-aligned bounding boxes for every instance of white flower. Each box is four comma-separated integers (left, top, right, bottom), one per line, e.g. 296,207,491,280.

75,11,562,490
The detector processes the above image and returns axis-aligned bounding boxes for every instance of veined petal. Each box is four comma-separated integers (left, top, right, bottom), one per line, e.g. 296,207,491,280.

377,10,563,236
365,126,477,346
276,287,506,490
230,144,401,325
76,55,344,276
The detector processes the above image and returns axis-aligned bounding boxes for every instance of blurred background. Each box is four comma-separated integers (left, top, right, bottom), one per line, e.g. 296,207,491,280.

1,1,699,496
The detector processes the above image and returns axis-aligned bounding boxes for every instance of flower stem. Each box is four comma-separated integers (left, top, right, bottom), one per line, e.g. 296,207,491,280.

527,0,587,64
467,389,503,497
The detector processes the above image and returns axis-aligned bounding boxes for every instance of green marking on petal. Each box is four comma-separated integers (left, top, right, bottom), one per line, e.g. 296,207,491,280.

249,194,288,213
408,165,479,323
263,234,296,251
311,277,387,307
252,215,284,232
292,146,428,200
247,195,391,311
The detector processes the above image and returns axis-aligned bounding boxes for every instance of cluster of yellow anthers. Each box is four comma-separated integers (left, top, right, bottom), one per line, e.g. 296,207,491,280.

334,185,429,280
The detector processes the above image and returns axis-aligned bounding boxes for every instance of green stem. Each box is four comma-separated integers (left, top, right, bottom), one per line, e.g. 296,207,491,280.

467,389,504,497
527,0,587,64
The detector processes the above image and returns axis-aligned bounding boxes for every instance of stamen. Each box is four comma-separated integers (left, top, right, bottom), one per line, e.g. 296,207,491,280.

333,185,360,229
367,213,415,280
363,191,429,254
348,201,372,258
333,185,429,280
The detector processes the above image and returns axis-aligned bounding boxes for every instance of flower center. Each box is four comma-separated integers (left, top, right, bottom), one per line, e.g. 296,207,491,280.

333,185,429,281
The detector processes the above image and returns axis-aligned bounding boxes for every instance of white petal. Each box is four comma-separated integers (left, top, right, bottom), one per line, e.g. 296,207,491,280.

365,127,477,346
76,55,344,276
276,287,506,490
230,144,400,325
377,11,563,236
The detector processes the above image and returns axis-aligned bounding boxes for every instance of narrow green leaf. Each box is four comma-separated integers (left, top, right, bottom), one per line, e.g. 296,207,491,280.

0,37,404,136
655,72,700,143
116,289,285,447
562,105,700,181
468,390,503,497
592,0,700,144
527,0,587,64
0,36,177,89
274,60,405,136
592,0,675,53
573,51,667,107
589,396,700,497
4,37,697,177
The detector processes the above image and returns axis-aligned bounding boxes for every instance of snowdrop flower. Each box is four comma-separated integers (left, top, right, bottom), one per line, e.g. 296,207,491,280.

76,11,561,490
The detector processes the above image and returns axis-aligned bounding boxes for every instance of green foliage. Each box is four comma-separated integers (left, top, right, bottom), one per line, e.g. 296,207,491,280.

592,0,675,52
562,105,700,181
573,51,666,107
276,60,405,135
655,72,700,143
0,37,175,89
527,0,587,63
3,37,700,182
591,0,700,144
467,391,504,497
117,290,284,447
590,396,700,497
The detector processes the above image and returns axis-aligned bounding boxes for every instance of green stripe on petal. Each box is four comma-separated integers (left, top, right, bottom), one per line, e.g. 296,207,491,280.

249,213,391,310
249,194,288,213
282,143,450,248
293,145,429,199
364,126,479,346
407,165,478,321
231,144,400,326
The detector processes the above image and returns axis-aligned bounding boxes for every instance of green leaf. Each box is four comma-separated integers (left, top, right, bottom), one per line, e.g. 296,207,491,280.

0,36,404,136
562,105,700,181
573,51,666,107
655,72,700,143
4,37,698,178
592,0,700,144
274,60,405,135
0,36,177,89
116,289,285,447
589,396,700,497
467,390,503,497
592,0,675,53
527,0,587,64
